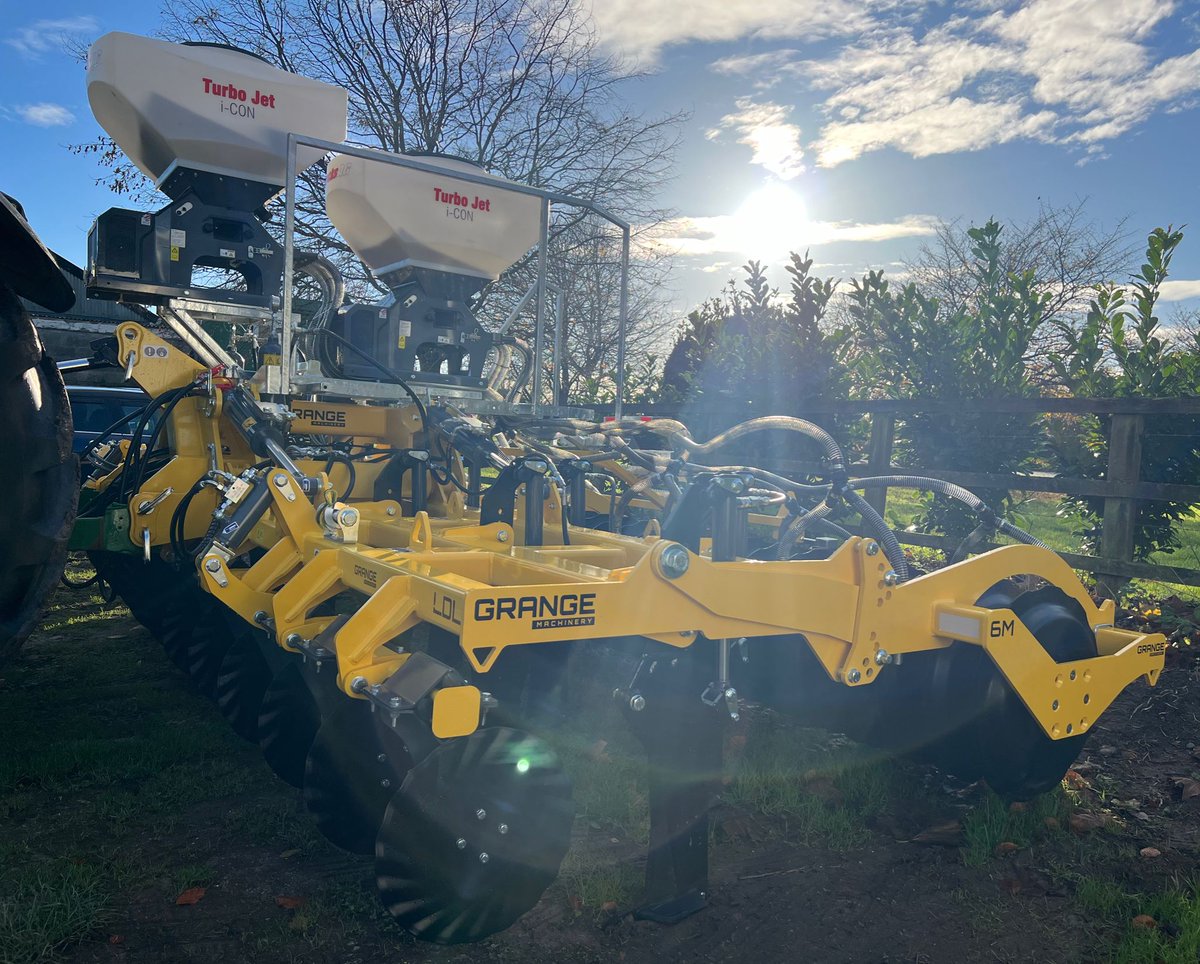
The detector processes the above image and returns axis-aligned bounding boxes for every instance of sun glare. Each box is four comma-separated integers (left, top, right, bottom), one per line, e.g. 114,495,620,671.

732,183,810,261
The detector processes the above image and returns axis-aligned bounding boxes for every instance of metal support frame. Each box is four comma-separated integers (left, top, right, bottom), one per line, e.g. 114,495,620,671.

282,134,631,413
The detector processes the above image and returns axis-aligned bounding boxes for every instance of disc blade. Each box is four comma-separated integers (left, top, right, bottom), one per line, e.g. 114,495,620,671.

304,702,413,854
258,662,323,788
216,631,273,742
375,726,573,944
183,609,235,699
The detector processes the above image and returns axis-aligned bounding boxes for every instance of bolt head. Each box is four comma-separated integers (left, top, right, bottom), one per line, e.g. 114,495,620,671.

479,852,490,864
350,676,368,693
377,754,387,764
883,570,899,587
341,509,359,526
659,543,690,578
388,695,402,707
123,329,136,339
497,530,510,543
380,778,391,789
254,610,269,624
874,649,892,666
273,473,288,486
476,809,487,820
847,668,862,684
386,505,397,516
1052,699,1060,711
498,823,509,835
204,557,222,573
866,542,880,556
456,838,467,850
629,694,646,712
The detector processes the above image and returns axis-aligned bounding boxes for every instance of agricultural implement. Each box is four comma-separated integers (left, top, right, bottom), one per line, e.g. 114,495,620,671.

0,31,1167,944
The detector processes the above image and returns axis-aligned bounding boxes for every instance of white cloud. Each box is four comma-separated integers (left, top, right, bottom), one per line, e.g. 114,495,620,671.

1160,279,1200,302
584,0,899,64
708,99,805,178
14,103,75,127
650,211,939,260
5,16,97,59
692,2,1200,168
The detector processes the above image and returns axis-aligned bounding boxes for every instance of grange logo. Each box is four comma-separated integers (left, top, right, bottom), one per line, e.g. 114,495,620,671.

1137,640,1166,656
474,592,596,631
294,407,348,429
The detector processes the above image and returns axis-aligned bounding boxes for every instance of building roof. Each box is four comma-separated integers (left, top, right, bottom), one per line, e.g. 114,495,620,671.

21,253,159,327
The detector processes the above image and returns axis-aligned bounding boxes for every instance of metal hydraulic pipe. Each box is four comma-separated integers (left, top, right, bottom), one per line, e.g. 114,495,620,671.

615,226,630,420
532,197,550,416
282,133,299,396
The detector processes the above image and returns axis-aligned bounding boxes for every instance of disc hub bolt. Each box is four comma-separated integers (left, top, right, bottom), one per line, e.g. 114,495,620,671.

498,823,509,834
479,852,490,864
456,838,467,850
629,693,646,712
476,809,487,820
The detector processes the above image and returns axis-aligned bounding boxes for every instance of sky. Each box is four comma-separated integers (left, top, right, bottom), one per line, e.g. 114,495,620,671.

2,1,1199,318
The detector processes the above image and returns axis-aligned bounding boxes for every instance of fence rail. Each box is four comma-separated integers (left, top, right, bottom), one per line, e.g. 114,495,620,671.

596,398,1200,590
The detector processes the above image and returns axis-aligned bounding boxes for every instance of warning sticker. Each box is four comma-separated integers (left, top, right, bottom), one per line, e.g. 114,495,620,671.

397,320,412,336
170,245,181,262
140,213,152,226
170,228,187,248
398,335,407,349
220,248,235,258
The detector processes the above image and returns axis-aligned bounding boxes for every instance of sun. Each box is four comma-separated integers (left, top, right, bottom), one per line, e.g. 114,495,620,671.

732,183,810,261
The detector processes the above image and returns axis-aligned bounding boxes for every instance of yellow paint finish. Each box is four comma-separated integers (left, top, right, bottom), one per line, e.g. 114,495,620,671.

115,323,206,395
431,685,482,739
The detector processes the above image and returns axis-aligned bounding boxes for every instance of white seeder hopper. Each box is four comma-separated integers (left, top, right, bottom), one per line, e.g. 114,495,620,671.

85,32,348,306
325,153,542,282
87,31,348,192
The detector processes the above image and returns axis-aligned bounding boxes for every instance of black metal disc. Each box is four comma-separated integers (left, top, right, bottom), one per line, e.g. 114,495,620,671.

182,607,235,699
258,662,323,788
303,701,414,854
901,582,1096,798
375,726,573,944
971,585,1096,797
216,630,273,742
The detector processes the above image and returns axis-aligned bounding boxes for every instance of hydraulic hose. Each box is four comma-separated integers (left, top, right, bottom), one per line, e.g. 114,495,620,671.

849,475,1048,549
775,499,836,560
652,416,847,473
842,487,911,580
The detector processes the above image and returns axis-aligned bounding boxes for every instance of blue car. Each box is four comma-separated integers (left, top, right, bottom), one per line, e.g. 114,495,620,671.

67,385,152,454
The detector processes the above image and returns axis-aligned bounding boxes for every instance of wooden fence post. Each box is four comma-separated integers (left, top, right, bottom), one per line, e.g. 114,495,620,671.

1098,413,1143,599
863,412,896,519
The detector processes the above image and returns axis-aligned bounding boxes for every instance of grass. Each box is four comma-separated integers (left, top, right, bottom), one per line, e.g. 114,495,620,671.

960,788,1073,868
0,581,279,963
723,716,923,849
0,858,111,964
1074,877,1200,963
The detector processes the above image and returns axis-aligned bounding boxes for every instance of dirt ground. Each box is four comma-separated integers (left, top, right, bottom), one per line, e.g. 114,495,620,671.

4,584,1199,964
